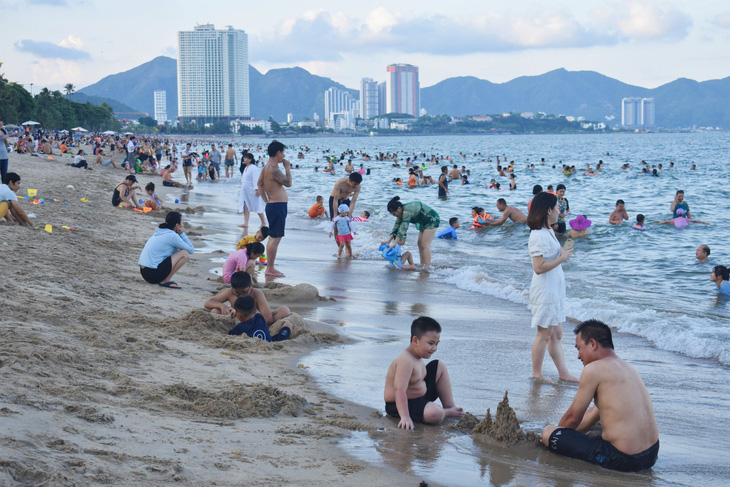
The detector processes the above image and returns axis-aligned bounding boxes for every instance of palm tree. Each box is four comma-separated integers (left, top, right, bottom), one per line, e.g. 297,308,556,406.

64,83,75,96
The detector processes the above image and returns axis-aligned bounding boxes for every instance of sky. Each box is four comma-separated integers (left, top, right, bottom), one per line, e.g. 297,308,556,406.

2,0,729,93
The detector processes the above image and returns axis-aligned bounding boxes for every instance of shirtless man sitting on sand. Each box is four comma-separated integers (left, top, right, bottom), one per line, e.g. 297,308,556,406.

487,198,527,226
329,172,362,220
542,319,659,472
384,316,464,429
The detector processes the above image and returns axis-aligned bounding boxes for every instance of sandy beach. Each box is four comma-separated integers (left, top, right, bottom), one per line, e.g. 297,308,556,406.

0,149,433,486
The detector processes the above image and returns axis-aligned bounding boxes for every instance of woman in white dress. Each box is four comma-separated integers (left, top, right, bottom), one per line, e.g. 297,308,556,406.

238,153,266,228
526,192,578,382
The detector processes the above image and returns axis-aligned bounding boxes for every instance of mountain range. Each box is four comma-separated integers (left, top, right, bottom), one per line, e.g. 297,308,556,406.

76,56,730,129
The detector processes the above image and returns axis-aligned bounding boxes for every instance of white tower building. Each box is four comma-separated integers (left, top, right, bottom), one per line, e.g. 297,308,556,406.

153,90,168,124
177,24,250,121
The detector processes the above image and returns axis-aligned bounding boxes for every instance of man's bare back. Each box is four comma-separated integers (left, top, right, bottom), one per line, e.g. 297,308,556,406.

587,357,658,454
225,147,236,160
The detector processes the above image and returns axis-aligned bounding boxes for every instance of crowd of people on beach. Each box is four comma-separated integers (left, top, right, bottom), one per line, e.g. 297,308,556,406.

3,124,728,476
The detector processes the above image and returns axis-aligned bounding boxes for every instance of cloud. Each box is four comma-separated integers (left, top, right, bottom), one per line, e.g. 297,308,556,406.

250,2,692,63
28,0,68,5
711,11,730,29
14,39,90,60
593,1,692,40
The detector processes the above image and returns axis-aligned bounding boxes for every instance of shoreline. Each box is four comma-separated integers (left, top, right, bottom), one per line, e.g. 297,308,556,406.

0,149,436,486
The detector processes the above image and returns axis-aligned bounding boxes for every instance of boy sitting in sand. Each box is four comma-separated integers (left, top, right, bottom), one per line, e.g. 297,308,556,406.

204,271,290,326
228,295,291,342
384,316,464,429
236,226,269,249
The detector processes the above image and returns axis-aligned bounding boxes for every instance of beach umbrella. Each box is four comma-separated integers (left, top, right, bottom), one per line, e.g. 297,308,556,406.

123,132,133,135
22,121,40,125
5,124,19,129
59,129,69,133
102,130,116,135
72,127,88,132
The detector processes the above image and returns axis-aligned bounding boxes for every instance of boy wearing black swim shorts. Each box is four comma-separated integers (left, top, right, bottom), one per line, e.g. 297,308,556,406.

384,317,464,429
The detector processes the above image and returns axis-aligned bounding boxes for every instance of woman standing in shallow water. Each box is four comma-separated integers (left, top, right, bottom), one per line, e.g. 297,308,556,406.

526,192,578,382
383,196,440,271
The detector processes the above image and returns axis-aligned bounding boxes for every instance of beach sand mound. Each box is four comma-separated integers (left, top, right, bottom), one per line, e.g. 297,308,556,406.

263,282,321,302
472,391,526,443
148,382,308,419
452,412,480,432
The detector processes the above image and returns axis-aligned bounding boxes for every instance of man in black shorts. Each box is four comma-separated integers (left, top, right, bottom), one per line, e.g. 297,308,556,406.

542,320,659,472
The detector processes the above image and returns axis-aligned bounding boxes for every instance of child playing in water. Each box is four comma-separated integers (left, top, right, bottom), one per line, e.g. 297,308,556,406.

384,316,464,429
633,214,646,231
228,295,291,342
350,211,370,222
144,182,163,210
609,199,629,225
308,195,329,219
379,243,417,270
236,226,269,249
329,203,355,258
652,208,710,228
436,217,460,240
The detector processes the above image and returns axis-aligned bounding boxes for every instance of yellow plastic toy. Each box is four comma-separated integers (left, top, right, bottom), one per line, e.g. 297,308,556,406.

45,224,53,233
80,198,90,203
27,189,37,197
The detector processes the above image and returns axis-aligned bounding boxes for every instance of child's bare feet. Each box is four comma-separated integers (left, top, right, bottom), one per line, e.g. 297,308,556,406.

444,407,465,417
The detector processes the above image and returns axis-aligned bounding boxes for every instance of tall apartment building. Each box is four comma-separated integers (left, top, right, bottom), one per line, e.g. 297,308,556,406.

360,78,379,119
386,64,420,117
153,90,168,124
177,24,250,123
324,87,357,122
378,82,387,117
622,97,655,127
640,98,655,127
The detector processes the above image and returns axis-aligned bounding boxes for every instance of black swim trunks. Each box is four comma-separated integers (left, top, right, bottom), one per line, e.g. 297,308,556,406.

265,202,288,238
328,196,351,221
162,181,174,187
385,360,439,424
548,428,659,472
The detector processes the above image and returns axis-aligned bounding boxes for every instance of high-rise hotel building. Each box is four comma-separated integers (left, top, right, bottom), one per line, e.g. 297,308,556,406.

177,24,250,123
622,97,655,128
386,64,420,117
153,90,168,125
359,78,380,119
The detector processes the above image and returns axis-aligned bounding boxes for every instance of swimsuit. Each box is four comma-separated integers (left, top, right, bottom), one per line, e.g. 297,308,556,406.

385,360,439,423
225,159,235,167
265,202,287,238
162,181,174,187
548,428,659,472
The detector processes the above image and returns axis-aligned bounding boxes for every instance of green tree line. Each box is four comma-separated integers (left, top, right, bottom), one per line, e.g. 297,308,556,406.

0,64,120,131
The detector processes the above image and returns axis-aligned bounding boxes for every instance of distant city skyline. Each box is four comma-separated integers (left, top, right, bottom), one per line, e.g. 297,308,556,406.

3,0,730,93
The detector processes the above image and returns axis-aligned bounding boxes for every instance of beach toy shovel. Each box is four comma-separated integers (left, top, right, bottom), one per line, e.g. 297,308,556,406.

44,224,52,233
27,189,37,197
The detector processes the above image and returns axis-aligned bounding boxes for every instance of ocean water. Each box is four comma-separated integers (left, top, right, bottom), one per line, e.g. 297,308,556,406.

181,133,730,486
189,132,730,366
